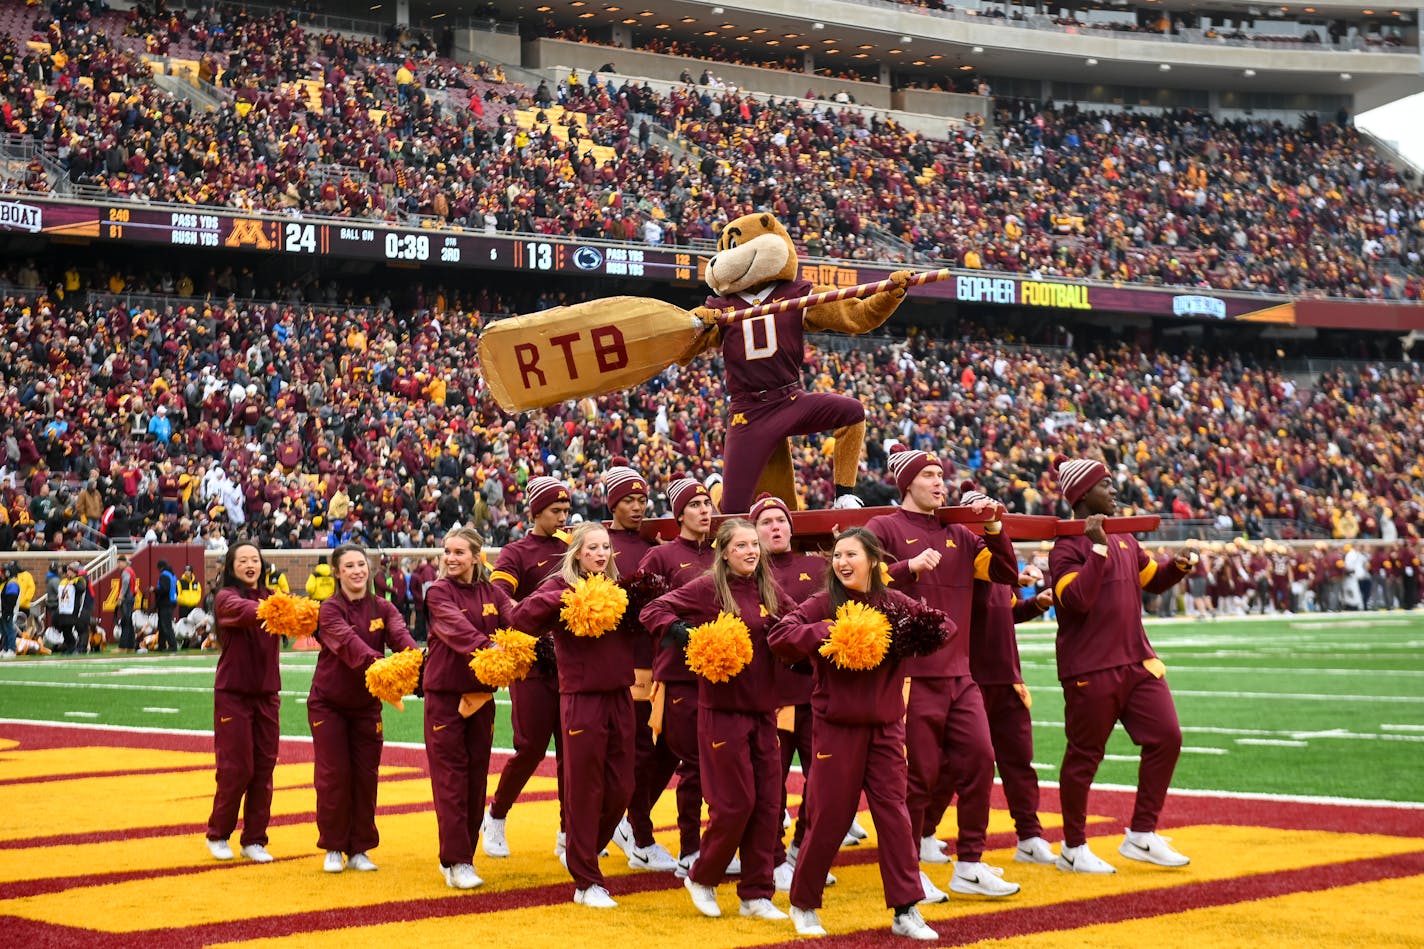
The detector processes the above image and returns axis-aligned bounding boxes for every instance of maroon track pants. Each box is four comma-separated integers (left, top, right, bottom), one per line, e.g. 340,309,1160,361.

1059,663,1181,848
788,718,922,912
627,680,702,857
490,673,564,828
308,695,384,856
626,696,670,848
425,690,496,867
775,702,814,864
691,707,780,900
905,675,995,863
207,689,280,847
561,690,636,891
924,682,1044,842
720,391,864,515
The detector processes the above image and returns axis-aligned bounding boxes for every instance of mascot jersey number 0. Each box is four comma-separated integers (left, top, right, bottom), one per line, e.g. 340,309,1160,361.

685,213,910,514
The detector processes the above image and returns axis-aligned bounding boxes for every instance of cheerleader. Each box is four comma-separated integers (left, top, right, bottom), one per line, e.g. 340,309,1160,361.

205,540,280,864
766,528,937,940
424,526,512,890
510,522,637,909
642,518,793,920
310,543,418,872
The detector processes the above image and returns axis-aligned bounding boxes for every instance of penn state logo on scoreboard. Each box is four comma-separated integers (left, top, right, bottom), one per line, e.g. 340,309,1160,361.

573,246,604,271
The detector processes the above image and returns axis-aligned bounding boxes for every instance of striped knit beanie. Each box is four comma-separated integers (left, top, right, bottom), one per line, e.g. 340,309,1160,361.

668,478,712,519
524,476,570,515
602,466,648,507
959,480,993,508
1050,454,1110,507
888,446,941,497
748,493,791,525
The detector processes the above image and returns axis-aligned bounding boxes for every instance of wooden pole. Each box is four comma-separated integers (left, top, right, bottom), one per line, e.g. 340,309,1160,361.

711,268,954,326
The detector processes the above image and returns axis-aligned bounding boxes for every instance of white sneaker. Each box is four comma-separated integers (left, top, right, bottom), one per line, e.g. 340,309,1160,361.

773,860,794,892
481,810,509,858
840,831,860,847
847,818,868,840
951,861,1020,897
612,818,636,855
786,842,799,867
207,838,233,861
442,862,483,889
348,852,378,872
240,844,274,863
554,830,567,858
917,870,948,904
574,884,618,908
675,850,698,879
783,809,792,831
725,854,742,875
685,876,722,917
740,897,788,920
1056,843,1117,874
628,840,679,872
790,905,827,936
1120,831,1190,867
919,835,950,863
323,850,345,873
891,906,939,940
832,494,864,510
1014,836,1057,865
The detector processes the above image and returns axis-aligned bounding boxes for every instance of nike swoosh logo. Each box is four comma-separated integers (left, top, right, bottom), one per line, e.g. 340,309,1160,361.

672,697,684,704
569,729,585,736
1129,841,1152,852
679,562,692,568
537,560,548,567
1076,680,1089,687
219,717,233,724
816,752,832,760
311,720,325,728
905,538,920,544
711,741,727,749
432,724,448,731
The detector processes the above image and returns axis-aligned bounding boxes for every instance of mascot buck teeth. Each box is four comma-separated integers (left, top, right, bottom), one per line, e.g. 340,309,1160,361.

686,213,911,514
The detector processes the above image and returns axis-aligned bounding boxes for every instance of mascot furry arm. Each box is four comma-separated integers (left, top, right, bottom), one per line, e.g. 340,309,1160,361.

681,213,910,512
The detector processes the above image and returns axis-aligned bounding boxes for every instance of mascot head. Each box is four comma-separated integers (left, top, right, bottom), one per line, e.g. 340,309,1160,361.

705,212,799,297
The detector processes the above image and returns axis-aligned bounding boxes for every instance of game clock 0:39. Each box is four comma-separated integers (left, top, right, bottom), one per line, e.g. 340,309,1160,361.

385,232,431,261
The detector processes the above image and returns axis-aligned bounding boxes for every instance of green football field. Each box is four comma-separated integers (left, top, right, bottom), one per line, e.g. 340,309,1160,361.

2,612,1421,803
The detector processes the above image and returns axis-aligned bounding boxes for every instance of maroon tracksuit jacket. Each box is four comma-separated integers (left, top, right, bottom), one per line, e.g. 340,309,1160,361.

310,590,417,856
608,526,661,849
513,574,637,892
766,550,827,858
489,531,569,825
867,508,1018,862
706,279,866,514
424,575,511,868
1051,532,1189,847
632,535,715,857
643,573,794,898
767,589,925,911
207,584,279,848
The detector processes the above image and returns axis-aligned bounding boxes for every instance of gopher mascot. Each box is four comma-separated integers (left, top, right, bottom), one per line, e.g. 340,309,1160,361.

687,213,910,514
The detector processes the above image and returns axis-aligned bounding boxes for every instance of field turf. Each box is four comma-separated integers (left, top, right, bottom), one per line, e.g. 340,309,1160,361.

2,611,1422,803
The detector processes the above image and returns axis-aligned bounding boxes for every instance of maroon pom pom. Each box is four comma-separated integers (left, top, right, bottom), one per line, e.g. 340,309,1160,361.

883,598,951,661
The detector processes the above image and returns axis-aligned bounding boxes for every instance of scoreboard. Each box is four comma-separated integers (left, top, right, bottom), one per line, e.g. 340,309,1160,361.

96,205,699,280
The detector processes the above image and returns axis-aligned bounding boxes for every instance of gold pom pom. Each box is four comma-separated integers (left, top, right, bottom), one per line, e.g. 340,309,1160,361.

685,612,754,683
469,628,540,688
559,573,628,638
819,601,891,671
256,592,319,638
365,648,424,711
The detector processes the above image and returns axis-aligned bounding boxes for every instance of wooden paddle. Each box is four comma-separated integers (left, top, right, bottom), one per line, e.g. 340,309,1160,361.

478,270,953,412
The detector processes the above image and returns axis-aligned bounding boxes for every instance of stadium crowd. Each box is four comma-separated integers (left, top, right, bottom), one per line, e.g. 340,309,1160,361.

1,1,1421,297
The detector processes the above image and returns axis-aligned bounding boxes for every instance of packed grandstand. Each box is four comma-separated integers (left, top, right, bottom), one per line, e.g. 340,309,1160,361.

1,0,1422,645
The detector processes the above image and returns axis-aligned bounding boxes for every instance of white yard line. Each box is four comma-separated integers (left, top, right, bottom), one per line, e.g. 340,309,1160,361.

62,711,98,718
1169,689,1424,703
1235,738,1309,748
141,707,181,714
1382,723,1424,732
1180,746,1229,755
